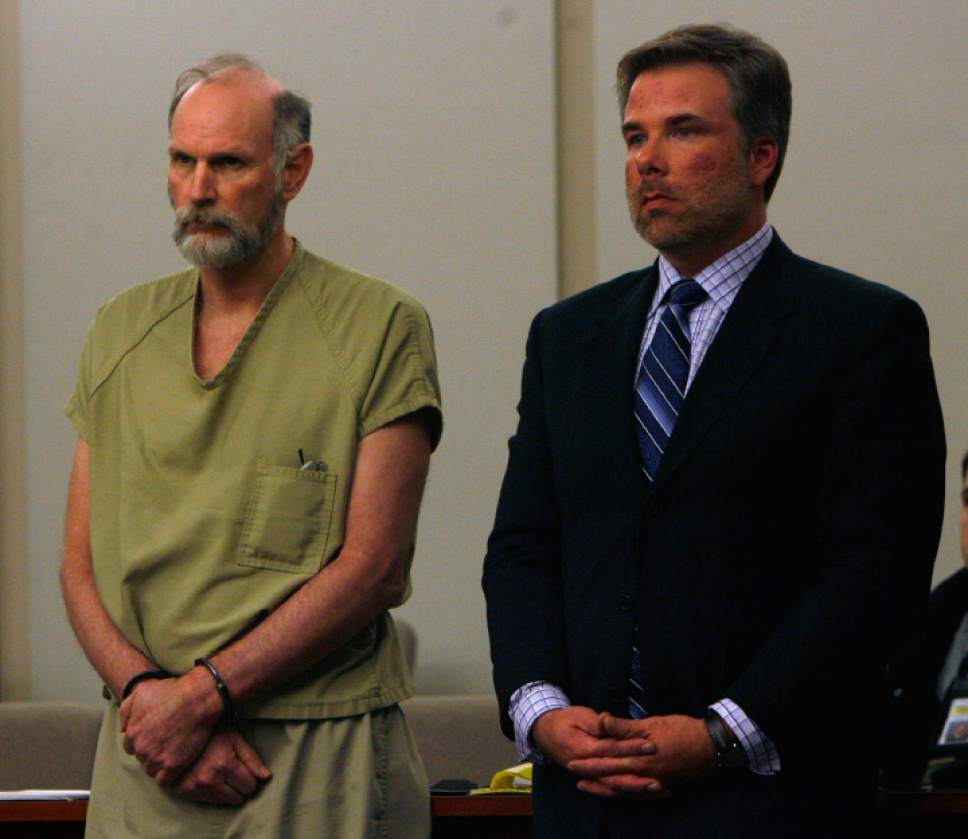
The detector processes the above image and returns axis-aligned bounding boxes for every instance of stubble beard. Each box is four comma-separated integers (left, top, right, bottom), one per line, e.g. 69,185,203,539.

171,190,283,270
627,158,754,261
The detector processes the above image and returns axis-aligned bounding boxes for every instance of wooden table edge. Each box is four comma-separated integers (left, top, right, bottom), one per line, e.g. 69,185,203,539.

0,799,88,822
430,793,532,818
1,795,531,822
880,789,968,815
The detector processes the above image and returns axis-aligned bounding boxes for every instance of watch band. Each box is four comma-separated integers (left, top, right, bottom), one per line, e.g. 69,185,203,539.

704,710,749,770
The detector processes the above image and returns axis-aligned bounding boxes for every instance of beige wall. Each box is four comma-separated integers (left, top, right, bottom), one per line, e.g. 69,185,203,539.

3,0,966,702
0,0,30,701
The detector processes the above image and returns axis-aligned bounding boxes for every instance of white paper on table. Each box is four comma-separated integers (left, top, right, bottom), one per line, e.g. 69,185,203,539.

0,790,89,800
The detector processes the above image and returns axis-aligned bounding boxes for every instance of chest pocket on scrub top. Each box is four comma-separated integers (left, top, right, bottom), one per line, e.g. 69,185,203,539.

237,463,336,572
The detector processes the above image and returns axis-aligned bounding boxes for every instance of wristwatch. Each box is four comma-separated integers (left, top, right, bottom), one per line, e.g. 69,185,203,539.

704,710,749,770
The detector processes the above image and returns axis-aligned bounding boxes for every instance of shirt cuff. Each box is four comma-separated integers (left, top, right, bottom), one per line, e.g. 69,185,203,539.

509,681,571,762
710,698,781,775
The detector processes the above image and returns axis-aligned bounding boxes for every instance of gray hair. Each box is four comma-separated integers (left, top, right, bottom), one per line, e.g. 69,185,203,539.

617,24,791,202
168,53,311,174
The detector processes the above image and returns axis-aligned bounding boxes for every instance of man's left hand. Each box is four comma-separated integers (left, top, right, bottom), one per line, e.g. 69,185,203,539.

173,726,271,805
120,669,223,786
568,713,718,798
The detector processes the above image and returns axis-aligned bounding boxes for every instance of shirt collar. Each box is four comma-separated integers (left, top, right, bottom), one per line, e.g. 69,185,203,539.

655,223,773,311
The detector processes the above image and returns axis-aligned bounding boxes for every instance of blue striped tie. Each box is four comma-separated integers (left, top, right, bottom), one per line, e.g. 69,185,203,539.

633,279,707,481
628,278,706,719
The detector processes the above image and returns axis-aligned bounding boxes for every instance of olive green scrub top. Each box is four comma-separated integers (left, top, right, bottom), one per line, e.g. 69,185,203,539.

66,242,442,719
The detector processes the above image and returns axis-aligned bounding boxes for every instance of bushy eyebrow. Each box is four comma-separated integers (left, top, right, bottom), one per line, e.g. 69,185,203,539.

168,144,253,160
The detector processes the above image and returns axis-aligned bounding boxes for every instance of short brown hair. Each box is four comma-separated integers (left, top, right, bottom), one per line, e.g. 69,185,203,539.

617,23,791,202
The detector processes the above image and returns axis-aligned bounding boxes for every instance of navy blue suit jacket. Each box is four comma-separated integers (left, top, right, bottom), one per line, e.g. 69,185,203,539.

483,235,946,838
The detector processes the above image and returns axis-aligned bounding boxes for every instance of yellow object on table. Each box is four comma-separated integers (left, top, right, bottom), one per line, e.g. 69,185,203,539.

469,762,533,795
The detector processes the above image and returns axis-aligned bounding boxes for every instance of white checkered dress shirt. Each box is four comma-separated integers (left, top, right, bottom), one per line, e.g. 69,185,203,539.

510,223,781,775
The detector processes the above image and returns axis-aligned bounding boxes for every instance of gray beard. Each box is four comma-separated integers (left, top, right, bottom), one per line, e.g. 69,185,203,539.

172,198,282,270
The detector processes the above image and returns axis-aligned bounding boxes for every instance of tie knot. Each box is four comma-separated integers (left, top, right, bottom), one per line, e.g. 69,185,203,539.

668,279,706,309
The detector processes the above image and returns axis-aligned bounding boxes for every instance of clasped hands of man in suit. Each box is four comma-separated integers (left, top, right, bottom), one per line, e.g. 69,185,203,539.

532,706,718,799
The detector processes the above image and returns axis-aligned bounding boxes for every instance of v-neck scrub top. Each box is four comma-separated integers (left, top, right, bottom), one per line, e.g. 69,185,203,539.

66,241,442,719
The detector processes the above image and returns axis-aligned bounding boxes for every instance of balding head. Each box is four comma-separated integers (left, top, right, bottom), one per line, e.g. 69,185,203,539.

169,53,311,174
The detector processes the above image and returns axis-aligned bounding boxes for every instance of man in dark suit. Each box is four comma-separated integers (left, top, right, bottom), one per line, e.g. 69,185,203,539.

883,448,968,788
483,23,946,838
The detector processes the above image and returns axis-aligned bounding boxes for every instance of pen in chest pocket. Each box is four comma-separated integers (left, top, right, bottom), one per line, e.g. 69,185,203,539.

298,448,327,472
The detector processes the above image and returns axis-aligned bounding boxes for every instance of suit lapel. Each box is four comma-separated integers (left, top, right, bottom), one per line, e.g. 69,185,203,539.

650,237,797,495
577,265,657,500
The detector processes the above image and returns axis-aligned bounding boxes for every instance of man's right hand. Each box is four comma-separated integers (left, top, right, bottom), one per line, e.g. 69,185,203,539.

173,727,271,806
531,706,666,796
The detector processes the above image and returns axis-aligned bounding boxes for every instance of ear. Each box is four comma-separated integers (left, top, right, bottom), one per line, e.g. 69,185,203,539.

280,143,314,201
747,135,779,190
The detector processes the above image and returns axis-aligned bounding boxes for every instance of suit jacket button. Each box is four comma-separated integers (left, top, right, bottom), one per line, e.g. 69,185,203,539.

619,594,632,611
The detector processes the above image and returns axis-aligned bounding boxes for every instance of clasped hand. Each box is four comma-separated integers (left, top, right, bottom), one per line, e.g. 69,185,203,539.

173,726,271,805
120,675,270,804
532,707,717,799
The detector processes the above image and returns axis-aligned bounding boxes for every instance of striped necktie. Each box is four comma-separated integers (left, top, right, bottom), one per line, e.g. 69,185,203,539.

628,278,706,719
633,278,707,480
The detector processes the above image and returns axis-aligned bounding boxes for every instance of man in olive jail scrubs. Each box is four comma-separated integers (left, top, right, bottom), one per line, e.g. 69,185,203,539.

61,53,441,838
